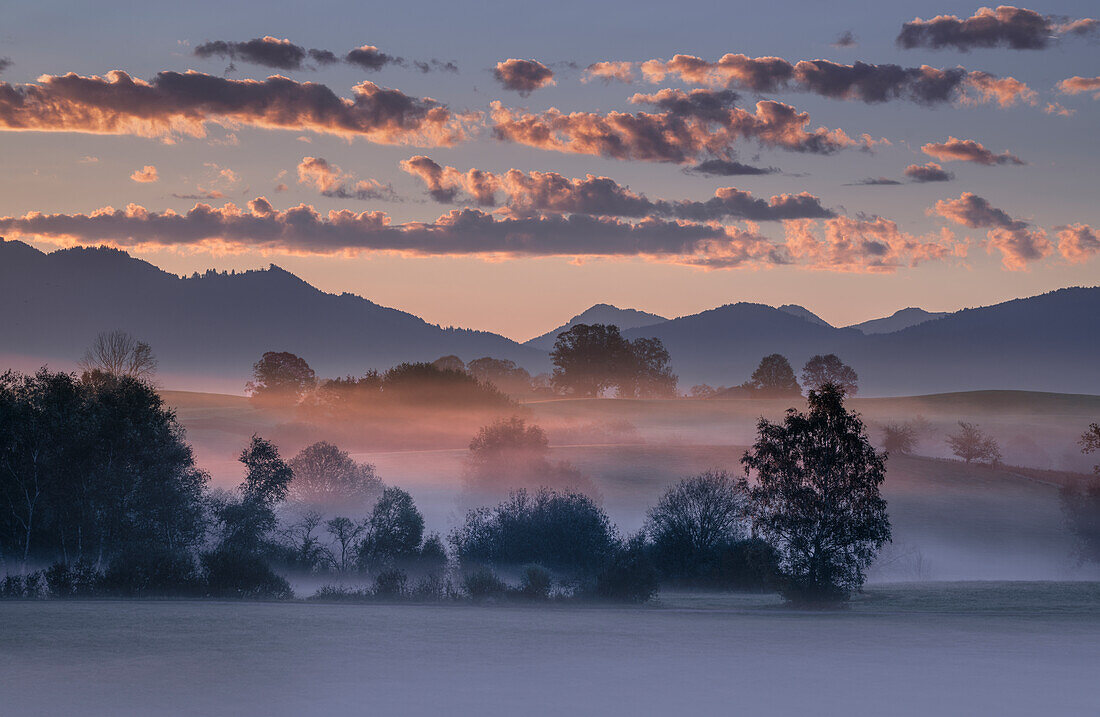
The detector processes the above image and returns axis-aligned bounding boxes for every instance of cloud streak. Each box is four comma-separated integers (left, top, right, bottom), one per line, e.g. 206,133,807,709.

194,37,456,74
399,156,834,221
897,6,1098,51
297,157,399,201
490,89,866,163
922,137,1024,165
0,71,477,145
597,53,1034,107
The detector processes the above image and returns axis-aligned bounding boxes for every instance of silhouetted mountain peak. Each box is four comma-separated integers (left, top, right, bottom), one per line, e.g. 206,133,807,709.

777,304,833,328
847,306,949,334
524,303,667,349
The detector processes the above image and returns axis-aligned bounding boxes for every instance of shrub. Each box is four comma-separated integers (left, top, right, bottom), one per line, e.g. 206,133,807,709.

101,549,201,597
373,568,409,599
310,584,370,602
2,572,46,599
593,535,659,603
517,564,553,600
44,561,101,598
450,488,617,576
411,573,457,601
463,567,509,601
201,549,293,600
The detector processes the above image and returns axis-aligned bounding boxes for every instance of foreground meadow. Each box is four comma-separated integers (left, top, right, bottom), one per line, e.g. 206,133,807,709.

3,583,1099,717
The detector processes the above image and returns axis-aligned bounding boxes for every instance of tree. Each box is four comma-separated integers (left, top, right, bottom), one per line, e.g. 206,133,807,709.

466,357,532,395
645,470,751,582
325,516,363,572
431,355,466,373
690,384,718,399
357,486,425,571
450,488,617,575
743,354,802,398
1060,424,1100,564
946,422,1001,465
246,351,316,405
287,441,381,512
801,354,858,396
622,337,678,398
550,324,634,397
78,330,157,382
882,423,917,455
213,436,293,554
742,384,891,602
463,417,595,498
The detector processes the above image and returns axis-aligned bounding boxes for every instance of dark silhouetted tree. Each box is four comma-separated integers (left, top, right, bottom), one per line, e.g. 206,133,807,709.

742,384,891,602
801,354,858,396
246,351,316,405
622,337,678,398
357,486,425,571
1060,423,1100,564
78,330,157,382
450,488,617,575
325,516,363,572
287,441,381,512
593,533,659,603
743,354,802,398
946,422,1001,465
550,324,634,397
645,470,750,582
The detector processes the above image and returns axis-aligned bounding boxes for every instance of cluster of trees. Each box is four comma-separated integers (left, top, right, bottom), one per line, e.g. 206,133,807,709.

461,417,595,498
246,352,514,415
692,353,859,399
550,324,677,398
432,355,536,396
3,351,892,603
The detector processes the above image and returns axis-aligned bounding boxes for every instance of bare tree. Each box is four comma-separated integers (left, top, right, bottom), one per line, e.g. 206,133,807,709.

79,330,158,381
946,422,1001,466
325,516,363,572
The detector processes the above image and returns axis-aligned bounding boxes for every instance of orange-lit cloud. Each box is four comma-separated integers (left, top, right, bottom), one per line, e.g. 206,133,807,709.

490,90,860,163
1056,76,1100,98
296,156,398,201
933,192,1051,270
129,165,158,183
617,53,1033,107
922,137,1024,165
897,6,1097,50
493,59,555,95
582,62,634,84
782,217,961,273
0,71,477,145
1057,224,1100,263
400,156,834,221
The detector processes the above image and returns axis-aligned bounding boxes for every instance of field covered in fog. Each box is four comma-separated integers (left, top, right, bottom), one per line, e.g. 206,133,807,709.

162,388,1100,584
3,582,1099,717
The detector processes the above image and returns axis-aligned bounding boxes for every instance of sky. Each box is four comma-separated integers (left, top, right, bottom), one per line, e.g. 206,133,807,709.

1,1,1098,341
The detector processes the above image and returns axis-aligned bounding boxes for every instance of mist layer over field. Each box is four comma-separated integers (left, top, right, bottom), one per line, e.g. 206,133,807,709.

3,584,1099,717
164,390,1100,584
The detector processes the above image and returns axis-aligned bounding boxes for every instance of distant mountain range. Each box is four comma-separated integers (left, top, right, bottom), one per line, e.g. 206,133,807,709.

525,304,668,351
2,239,1097,395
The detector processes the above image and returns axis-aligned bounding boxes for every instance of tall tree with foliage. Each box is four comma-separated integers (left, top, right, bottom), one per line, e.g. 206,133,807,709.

246,351,317,406
550,323,634,397
742,384,891,602
946,422,1001,465
743,354,802,398
801,354,858,396
622,337,678,398
287,441,381,512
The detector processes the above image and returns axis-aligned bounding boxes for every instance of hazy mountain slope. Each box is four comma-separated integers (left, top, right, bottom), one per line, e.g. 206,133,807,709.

629,289,1100,395
0,239,547,391
847,307,949,334
777,304,832,327
524,303,668,350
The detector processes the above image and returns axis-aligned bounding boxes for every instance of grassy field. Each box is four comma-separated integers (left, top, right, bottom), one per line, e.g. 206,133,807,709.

3,583,1098,717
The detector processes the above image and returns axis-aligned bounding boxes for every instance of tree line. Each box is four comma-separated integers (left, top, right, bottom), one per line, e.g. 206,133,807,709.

2,359,895,605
